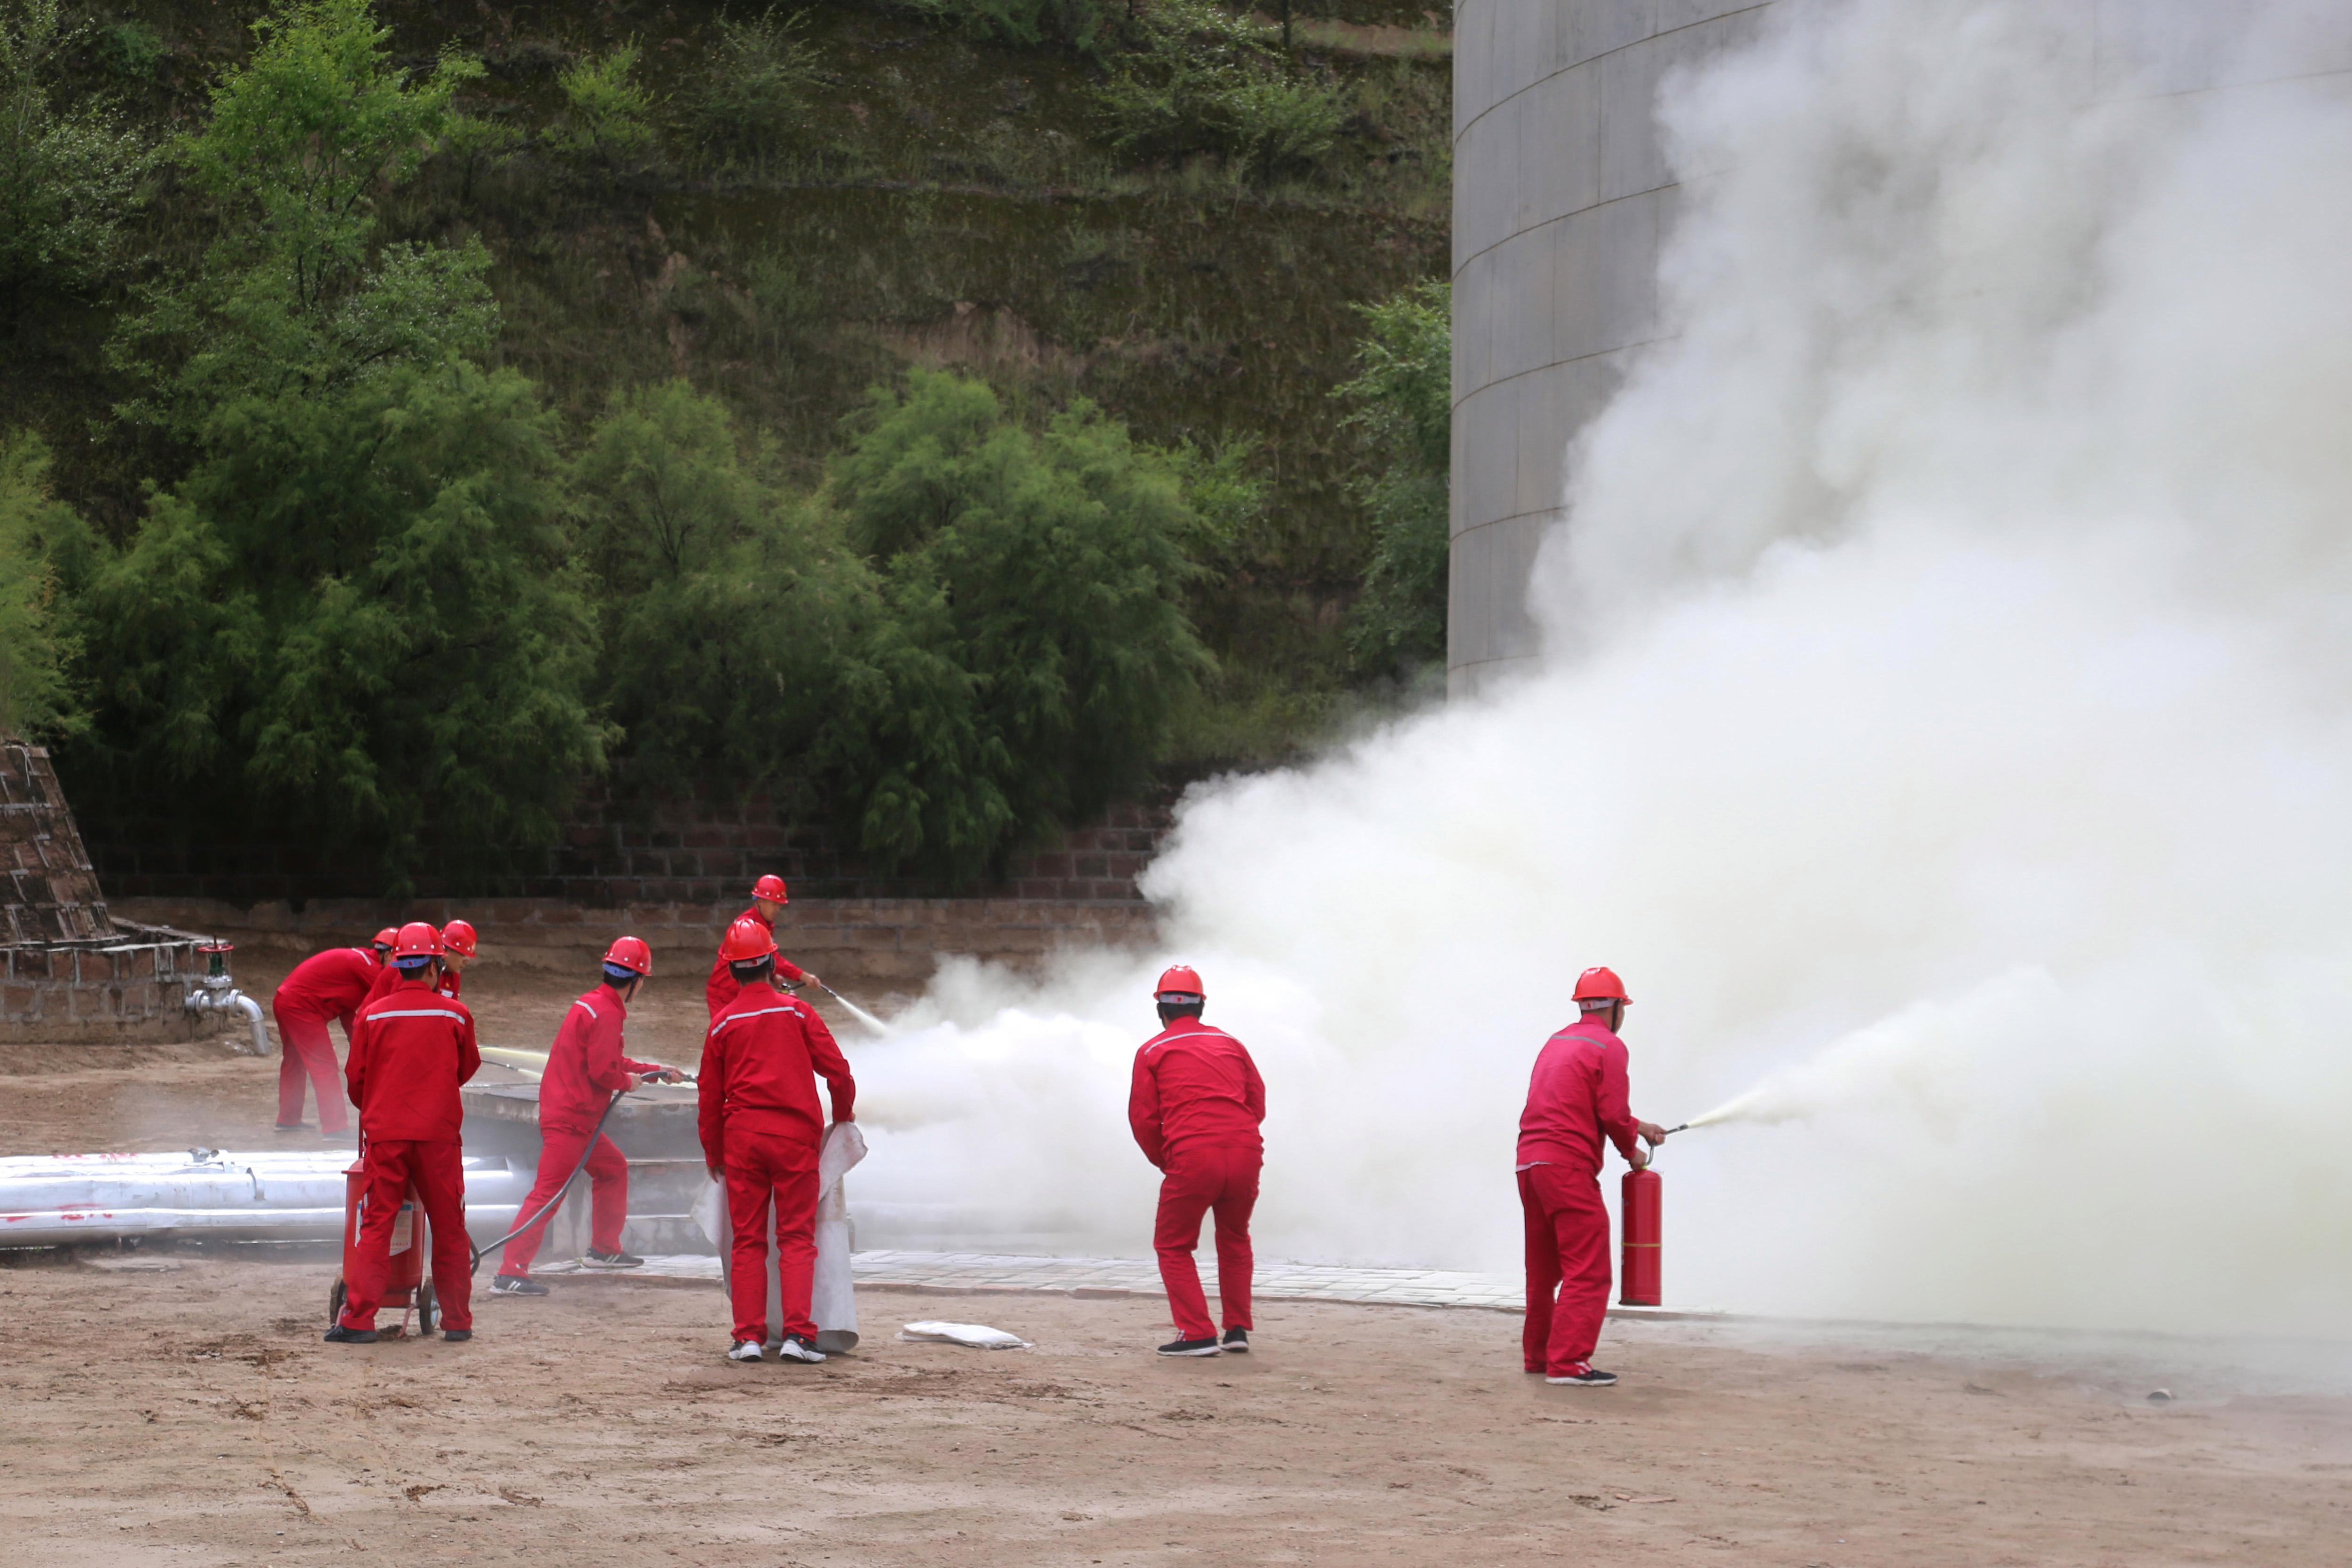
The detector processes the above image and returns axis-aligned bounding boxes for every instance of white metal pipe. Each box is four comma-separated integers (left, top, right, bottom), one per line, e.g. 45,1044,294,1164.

185,986,272,1055
0,1149,531,1247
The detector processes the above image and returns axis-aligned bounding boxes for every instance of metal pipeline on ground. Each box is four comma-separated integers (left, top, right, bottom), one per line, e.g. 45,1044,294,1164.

0,1149,533,1247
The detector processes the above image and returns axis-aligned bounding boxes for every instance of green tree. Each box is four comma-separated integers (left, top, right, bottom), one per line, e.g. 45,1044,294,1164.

0,432,80,738
832,371,1211,873
109,0,491,431
573,380,871,801
690,7,823,170
1334,278,1449,676
0,0,150,300
63,362,605,883
70,0,602,886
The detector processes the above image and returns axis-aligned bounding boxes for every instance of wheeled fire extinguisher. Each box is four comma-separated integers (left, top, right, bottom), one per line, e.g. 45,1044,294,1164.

1619,1154,1663,1308
327,1151,438,1337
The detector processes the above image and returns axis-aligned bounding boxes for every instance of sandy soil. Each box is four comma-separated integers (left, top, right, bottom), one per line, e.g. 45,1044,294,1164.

5,965,2351,1566
2,1257,2349,1568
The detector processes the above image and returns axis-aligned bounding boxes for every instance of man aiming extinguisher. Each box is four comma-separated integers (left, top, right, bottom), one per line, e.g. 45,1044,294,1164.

490,936,684,1296
1516,966,1667,1387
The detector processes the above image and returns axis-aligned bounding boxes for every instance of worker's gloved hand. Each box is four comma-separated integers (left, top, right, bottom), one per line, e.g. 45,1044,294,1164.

621,1073,642,1092
804,974,824,990
1637,1119,1669,1145
706,1165,723,1184
1629,1144,1651,1169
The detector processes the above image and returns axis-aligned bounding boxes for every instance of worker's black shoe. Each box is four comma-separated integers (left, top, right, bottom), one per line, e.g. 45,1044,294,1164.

1221,1329,1249,1353
727,1339,765,1364
322,1325,378,1344
581,1248,644,1270
776,1334,827,1364
490,1274,549,1297
1544,1364,1618,1387
273,1121,307,1132
441,1329,473,1342
1157,1337,1223,1357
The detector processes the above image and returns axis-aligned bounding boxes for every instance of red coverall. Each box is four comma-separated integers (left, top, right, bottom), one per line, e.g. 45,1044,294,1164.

704,906,808,1019
1516,1017,1644,1375
1129,1019,1266,1342
270,946,381,1133
696,985,854,1344
338,978,482,1333
497,983,661,1278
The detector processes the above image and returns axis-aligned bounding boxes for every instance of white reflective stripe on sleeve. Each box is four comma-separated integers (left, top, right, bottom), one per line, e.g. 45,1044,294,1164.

572,999,599,1019
372,1009,468,1022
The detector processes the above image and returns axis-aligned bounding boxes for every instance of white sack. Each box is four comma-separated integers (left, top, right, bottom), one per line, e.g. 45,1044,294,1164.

695,1121,868,1351
898,1320,1031,1350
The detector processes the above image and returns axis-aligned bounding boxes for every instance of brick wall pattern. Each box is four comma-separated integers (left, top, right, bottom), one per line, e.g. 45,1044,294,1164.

0,741,116,944
86,787,1175,907
0,921,235,1042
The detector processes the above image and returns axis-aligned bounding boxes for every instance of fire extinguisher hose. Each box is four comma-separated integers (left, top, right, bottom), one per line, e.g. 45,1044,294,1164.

465,1072,690,1275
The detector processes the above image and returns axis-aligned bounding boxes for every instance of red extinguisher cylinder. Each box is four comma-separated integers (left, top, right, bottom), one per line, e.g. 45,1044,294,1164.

1620,1166,1662,1307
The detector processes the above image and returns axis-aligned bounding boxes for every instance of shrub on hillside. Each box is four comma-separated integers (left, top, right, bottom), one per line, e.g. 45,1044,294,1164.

905,0,1129,59
1334,278,1449,676
1090,0,1340,184
690,6,824,169
550,43,658,172
0,0,152,300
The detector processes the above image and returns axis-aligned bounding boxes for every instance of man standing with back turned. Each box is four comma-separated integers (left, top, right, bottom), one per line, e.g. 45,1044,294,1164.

328,922,482,1344
1129,964,1265,1358
698,916,855,1365
1517,966,1667,1387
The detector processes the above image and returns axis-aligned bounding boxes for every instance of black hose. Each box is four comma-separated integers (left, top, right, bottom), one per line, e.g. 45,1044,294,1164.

466,1089,628,1277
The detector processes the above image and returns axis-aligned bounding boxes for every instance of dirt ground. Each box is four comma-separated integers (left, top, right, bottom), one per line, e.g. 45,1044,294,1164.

5,960,2352,1566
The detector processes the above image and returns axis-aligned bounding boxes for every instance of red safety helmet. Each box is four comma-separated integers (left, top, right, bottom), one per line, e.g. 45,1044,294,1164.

603,935,653,977
750,873,790,905
440,918,478,958
1153,964,1205,1001
719,916,778,964
392,921,443,959
372,926,398,951
1572,966,1631,1004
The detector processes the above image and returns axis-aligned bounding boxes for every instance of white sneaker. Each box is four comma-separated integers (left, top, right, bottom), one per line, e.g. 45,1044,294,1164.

727,1339,765,1363
776,1334,827,1364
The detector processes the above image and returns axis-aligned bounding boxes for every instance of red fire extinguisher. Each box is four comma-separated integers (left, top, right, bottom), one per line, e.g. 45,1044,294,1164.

1620,1158,1662,1308
327,1152,438,1337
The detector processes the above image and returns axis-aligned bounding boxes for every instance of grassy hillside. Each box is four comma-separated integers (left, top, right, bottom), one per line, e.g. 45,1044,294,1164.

12,0,1450,768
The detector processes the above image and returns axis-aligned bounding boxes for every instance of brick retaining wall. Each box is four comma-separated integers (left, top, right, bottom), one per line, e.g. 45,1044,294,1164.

110,895,1161,990
86,790,1175,906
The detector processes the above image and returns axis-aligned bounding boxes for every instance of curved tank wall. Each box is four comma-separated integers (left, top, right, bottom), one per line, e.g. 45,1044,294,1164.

1447,1,2352,698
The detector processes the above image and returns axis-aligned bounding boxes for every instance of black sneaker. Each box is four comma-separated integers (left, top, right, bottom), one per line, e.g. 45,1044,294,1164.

777,1334,827,1364
1544,1364,1619,1387
490,1275,549,1297
441,1330,472,1342
1221,1329,1249,1353
1157,1336,1222,1357
323,1325,378,1344
581,1248,644,1270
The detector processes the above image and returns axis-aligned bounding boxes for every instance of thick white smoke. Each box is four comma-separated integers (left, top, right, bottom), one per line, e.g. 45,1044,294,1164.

852,0,2352,1338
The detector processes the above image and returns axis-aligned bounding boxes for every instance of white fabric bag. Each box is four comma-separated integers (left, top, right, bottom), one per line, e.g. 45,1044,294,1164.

692,1120,868,1352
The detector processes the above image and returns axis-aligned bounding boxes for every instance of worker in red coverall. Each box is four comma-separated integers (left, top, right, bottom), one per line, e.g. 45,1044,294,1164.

1129,964,1266,1358
328,922,483,1344
705,875,823,1019
1517,966,1669,1388
362,918,474,1008
270,938,390,1139
697,916,855,1365
491,937,684,1295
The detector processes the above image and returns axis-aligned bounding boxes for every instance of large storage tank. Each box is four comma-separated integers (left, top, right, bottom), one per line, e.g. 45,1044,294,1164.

1448,1,2352,698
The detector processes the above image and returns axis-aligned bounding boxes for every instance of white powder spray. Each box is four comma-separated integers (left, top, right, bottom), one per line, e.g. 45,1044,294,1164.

850,0,2352,1338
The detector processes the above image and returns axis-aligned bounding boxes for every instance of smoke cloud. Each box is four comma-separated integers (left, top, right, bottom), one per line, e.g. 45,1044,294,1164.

851,0,2352,1339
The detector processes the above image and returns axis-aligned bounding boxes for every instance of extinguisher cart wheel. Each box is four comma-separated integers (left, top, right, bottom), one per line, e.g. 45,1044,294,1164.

416,1279,439,1335
327,1276,347,1327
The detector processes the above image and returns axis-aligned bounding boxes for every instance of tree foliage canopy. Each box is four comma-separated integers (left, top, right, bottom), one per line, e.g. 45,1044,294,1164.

1335,279,1450,677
